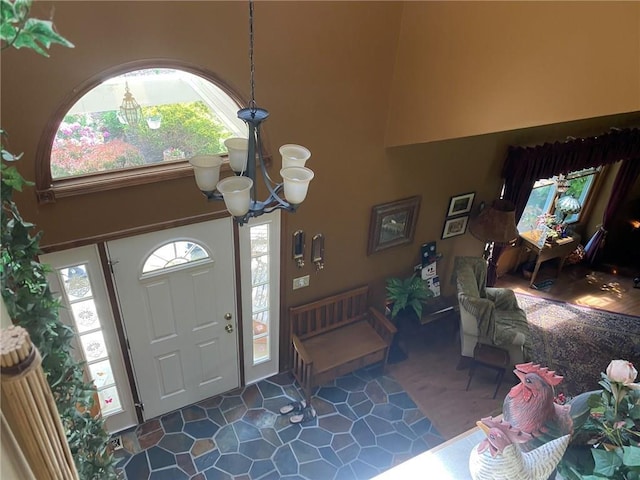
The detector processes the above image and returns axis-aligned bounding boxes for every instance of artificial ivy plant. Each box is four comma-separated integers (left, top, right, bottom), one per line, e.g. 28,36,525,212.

1,1,116,478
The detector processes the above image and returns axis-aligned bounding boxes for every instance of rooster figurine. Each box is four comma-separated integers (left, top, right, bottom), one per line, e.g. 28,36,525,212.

502,362,573,451
469,417,570,480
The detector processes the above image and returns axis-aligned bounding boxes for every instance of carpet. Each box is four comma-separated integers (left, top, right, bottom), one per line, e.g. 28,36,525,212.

516,293,640,397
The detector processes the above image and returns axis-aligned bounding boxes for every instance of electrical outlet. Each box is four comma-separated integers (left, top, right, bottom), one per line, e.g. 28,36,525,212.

293,275,310,290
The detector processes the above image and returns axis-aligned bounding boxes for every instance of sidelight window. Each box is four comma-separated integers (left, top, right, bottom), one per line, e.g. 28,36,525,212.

58,264,122,416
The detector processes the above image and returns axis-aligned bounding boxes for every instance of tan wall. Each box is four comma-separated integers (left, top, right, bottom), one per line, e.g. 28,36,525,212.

386,1,640,146
1,1,639,326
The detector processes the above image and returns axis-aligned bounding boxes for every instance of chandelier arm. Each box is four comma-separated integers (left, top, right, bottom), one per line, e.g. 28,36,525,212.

256,126,291,208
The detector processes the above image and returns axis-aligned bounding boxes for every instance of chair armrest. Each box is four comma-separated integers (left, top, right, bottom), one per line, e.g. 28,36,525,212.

486,287,519,310
367,307,397,345
292,334,313,366
458,295,495,316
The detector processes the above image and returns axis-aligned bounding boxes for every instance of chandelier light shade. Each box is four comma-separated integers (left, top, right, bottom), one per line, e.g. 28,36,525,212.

190,1,314,225
190,155,223,191
469,199,519,244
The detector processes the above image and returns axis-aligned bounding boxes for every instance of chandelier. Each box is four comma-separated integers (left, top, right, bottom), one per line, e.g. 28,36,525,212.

190,1,314,226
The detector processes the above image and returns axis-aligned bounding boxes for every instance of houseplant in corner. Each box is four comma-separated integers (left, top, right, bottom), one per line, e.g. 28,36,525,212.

1,2,115,478
386,272,433,322
385,273,433,362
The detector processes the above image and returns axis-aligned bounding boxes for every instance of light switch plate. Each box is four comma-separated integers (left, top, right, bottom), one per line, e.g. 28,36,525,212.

293,275,310,290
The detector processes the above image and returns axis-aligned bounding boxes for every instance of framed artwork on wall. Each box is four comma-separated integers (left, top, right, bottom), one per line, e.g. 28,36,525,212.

442,215,469,239
446,192,475,217
367,196,421,255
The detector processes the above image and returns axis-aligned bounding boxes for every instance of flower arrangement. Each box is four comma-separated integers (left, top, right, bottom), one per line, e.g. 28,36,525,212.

537,213,565,240
558,360,640,479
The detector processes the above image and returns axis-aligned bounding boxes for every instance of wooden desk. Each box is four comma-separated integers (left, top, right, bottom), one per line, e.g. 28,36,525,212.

515,231,580,287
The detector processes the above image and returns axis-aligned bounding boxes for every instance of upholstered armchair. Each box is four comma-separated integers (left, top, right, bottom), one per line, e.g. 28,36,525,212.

453,256,531,365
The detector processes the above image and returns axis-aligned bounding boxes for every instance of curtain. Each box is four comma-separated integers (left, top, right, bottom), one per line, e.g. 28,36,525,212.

486,127,640,285
584,158,640,264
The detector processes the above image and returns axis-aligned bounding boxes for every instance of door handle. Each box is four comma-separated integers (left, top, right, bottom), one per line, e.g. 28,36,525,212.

225,324,234,333
224,313,232,321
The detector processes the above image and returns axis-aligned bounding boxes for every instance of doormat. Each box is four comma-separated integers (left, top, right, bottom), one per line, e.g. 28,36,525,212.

532,279,555,291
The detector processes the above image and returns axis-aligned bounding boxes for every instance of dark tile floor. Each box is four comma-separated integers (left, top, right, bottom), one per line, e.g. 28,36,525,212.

113,365,443,480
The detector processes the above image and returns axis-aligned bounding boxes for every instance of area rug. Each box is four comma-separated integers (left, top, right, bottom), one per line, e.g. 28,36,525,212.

516,293,640,397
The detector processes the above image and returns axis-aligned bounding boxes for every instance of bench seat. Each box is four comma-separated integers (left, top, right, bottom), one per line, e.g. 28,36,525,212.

289,286,396,405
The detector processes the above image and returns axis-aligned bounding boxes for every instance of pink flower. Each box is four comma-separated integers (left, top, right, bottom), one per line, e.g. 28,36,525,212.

607,360,640,389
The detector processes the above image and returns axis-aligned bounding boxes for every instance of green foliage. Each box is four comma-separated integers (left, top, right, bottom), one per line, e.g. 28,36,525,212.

559,368,640,479
142,101,230,157
1,2,115,478
385,273,433,320
52,101,232,178
1,0,74,56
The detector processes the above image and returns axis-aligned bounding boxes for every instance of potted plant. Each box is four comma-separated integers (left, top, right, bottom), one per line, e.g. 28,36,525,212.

163,147,186,161
385,273,433,322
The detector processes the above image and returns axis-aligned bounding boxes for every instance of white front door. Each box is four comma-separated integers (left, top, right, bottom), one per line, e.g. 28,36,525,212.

107,219,239,420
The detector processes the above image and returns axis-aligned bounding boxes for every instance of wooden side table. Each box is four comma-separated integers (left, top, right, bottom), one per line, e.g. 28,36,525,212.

465,343,510,399
515,231,581,287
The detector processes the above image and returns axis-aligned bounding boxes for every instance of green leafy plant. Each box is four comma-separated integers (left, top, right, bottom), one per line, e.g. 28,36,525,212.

385,273,433,320
559,360,640,480
1,1,116,478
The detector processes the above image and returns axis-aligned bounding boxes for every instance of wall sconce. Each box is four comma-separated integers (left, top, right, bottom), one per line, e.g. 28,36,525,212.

292,230,305,268
312,234,325,271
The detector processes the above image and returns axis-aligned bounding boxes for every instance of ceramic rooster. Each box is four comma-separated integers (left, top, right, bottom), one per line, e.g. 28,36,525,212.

502,362,573,451
469,417,570,480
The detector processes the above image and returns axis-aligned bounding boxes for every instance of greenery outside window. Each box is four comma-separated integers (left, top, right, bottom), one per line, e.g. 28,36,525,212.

35,62,248,203
516,167,600,233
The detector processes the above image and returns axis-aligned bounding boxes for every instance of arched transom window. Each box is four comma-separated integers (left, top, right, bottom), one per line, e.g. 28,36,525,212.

36,63,247,203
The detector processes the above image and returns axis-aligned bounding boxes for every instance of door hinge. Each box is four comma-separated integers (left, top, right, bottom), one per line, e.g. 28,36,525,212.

126,338,131,350
134,402,144,411
107,259,119,273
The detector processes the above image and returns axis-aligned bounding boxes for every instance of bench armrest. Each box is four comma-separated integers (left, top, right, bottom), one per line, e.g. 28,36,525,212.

292,334,313,366
367,307,397,345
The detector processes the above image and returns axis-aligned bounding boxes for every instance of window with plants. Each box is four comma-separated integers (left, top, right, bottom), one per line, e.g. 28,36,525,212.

36,65,249,202
1,1,116,478
516,167,600,234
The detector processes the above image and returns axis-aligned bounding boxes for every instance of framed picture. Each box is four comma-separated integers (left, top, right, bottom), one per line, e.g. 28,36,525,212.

441,215,469,239
446,192,475,217
367,196,421,255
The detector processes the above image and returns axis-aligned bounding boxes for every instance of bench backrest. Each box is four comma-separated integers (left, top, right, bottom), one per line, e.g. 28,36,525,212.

289,285,369,340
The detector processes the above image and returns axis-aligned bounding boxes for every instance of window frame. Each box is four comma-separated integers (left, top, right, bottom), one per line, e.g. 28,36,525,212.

516,166,603,233
35,59,250,204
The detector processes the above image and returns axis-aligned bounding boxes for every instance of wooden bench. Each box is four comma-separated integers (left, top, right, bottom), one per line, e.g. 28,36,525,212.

289,285,397,405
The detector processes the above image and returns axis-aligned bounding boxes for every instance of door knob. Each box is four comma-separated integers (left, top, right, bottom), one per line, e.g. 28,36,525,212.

224,313,232,321
225,324,234,333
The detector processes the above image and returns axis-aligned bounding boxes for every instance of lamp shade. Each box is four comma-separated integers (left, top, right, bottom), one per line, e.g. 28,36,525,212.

224,137,249,173
216,176,253,216
280,167,314,204
469,199,519,244
189,155,222,192
555,195,582,215
280,144,311,169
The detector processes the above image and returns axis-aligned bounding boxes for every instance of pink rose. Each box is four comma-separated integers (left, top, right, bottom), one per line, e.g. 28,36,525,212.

606,360,640,388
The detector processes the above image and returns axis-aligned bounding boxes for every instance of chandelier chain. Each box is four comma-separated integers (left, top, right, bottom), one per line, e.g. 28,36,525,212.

248,0,257,110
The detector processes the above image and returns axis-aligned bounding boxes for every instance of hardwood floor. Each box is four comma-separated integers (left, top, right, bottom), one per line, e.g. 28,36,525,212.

389,263,640,440
497,262,640,317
